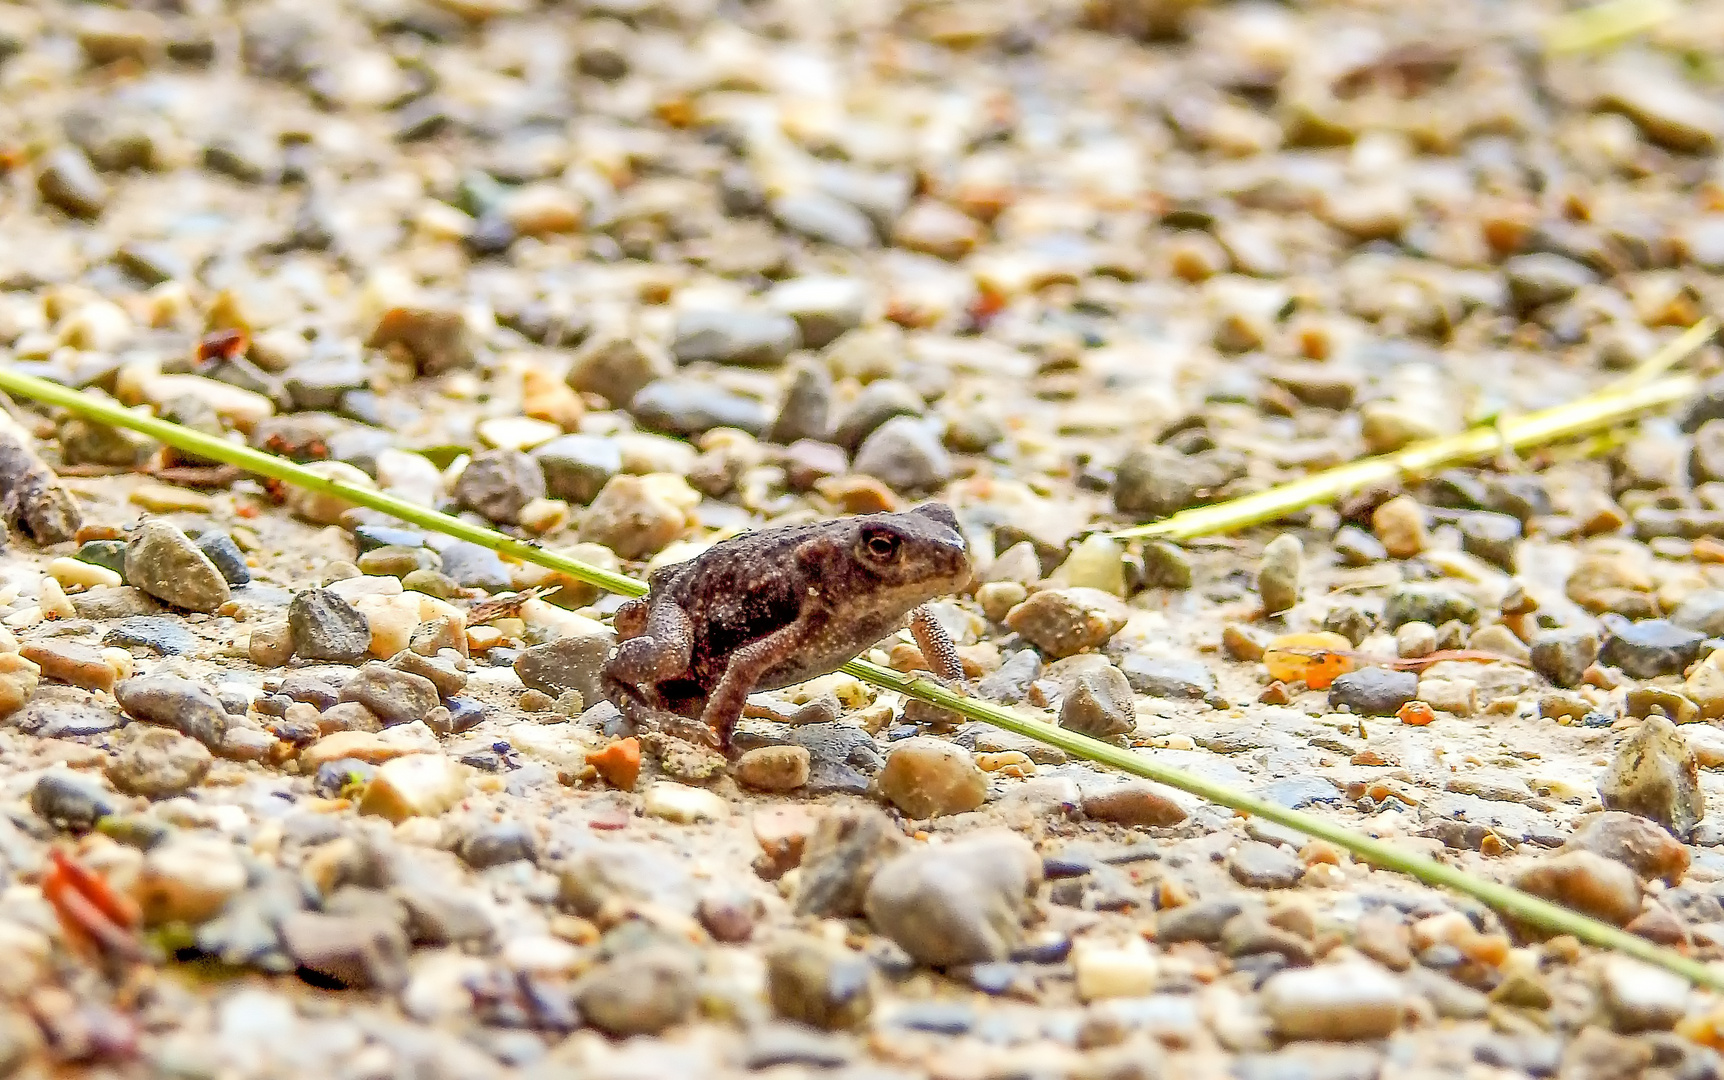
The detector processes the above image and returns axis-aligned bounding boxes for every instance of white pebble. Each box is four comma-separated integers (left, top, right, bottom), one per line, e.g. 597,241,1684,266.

38,578,74,619
643,781,731,823
48,557,122,592
1261,963,1405,1040
1074,940,1161,1001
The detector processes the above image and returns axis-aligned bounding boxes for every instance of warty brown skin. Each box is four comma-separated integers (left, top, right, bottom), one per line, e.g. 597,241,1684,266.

601,502,972,749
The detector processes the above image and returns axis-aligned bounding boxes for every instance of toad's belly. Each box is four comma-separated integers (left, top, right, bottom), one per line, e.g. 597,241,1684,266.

702,610,906,692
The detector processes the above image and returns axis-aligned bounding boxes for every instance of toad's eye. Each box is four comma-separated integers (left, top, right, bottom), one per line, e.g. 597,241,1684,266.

864,530,900,560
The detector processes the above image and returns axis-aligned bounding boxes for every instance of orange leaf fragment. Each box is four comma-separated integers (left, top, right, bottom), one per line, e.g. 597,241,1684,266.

586,737,642,791
1263,631,1357,688
1397,700,1437,726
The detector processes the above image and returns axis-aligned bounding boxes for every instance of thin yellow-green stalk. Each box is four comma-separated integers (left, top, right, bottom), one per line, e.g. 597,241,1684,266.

1545,0,1679,54
2,366,1723,992
1109,320,1712,542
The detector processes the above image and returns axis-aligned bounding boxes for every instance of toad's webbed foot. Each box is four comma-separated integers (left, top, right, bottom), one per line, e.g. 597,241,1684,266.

614,694,723,751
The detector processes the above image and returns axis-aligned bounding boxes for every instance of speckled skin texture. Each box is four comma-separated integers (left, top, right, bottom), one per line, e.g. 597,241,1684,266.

602,503,972,748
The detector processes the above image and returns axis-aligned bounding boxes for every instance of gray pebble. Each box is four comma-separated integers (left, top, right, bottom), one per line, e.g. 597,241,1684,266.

1530,628,1599,689
833,380,925,453
1383,584,1478,629
340,662,438,727
852,415,952,493
575,946,699,1036
125,519,232,613
455,449,545,526
104,616,197,656
278,911,411,991
456,820,539,869
1328,667,1419,715
791,722,884,795
863,830,1042,967
513,631,615,705
766,276,867,349
1599,618,1706,680
630,378,773,438
1118,654,1218,701
31,771,118,831
115,673,229,748
770,191,877,250
36,147,108,219
1227,841,1303,889
767,363,835,446
765,936,874,1030
289,589,371,663
671,309,800,368
533,435,622,504
105,726,212,799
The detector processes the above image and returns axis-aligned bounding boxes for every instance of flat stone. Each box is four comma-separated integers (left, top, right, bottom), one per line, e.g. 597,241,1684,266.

195,532,251,586
1600,619,1706,680
30,771,118,831
794,807,910,919
279,911,411,991
1081,782,1188,827
103,616,198,656
791,722,884,795
1118,654,1217,701
1383,585,1478,629
114,673,228,748
575,946,698,1036
1531,628,1599,689
671,309,799,368
1261,963,1405,1040
340,662,439,728
765,936,874,1031
629,378,773,438
533,435,622,504
20,640,119,693
1228,840,1303,889
514,631,614,705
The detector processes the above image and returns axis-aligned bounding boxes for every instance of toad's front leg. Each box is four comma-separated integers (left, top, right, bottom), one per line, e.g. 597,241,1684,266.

700,615,827,750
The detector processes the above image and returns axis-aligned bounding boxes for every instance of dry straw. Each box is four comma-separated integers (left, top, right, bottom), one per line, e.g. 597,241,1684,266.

1,339,1722,990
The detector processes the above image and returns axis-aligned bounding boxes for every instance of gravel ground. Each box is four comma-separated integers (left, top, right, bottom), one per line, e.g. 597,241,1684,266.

9,0,1724,1076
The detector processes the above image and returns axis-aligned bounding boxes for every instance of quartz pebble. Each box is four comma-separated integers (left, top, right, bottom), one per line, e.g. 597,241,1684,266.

876,737,987,819
357,754,469,822
643,781,731,823
1260,963,1405,1041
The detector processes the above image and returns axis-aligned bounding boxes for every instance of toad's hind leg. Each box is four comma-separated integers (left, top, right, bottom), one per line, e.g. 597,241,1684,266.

602,601,694,696
601,601,702,740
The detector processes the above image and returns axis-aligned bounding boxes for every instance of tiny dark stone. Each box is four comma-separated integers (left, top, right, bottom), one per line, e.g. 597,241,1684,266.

30,772,117,831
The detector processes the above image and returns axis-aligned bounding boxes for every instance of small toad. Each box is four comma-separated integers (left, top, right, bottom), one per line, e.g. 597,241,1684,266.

601,503,972,750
